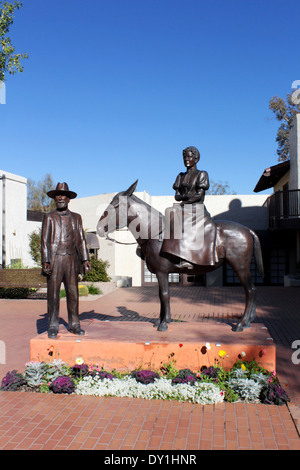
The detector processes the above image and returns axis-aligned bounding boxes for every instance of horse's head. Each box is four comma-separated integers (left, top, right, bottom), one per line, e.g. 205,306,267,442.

97,180,138,238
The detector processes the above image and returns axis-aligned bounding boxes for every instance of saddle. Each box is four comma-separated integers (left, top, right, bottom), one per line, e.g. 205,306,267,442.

160,203,218,266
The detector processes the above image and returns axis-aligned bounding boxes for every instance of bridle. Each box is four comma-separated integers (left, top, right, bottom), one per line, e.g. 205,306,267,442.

104,232,137,245
103,228,165,246
101,198,165,246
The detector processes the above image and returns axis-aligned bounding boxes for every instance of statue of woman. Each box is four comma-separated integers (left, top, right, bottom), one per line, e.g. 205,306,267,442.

173,146,209,205
160,146,217,269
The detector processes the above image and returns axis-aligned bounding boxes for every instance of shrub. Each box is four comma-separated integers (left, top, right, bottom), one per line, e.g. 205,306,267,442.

229,377,263,402
97,371,115,380
231,359,271,377
201,366,222,381
0,370,26,391
24,361,48,388
43,360,71,382
260,383,290,406
83,257,111,282
28,228,42,266
60,289,66,298
228,368,268,402
87,284,101,295
0,287,37,299
50,376,75,394
172,369,198,385
71,363,90,379
131,369,160,384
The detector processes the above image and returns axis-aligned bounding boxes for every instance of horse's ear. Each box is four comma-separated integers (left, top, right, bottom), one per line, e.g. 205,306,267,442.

124,180,138,196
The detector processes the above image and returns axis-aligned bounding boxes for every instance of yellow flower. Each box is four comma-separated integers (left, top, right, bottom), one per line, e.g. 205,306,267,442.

241,364,247,371
219,350,227,358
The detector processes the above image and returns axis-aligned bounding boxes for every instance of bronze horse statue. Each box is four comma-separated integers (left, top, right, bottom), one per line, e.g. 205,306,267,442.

97,181,264,332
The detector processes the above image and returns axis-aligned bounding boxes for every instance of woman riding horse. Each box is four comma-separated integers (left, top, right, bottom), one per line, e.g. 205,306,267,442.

161,146,217,269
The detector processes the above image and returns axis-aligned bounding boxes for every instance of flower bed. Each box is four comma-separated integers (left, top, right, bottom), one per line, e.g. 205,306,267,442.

0,358,290,406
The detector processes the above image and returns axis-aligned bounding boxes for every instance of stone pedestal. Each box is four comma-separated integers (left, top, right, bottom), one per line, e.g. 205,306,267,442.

30,321,276,373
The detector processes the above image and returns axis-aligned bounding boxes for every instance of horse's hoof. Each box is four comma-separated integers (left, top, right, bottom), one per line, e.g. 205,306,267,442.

234,323,244,332
157,323,168,332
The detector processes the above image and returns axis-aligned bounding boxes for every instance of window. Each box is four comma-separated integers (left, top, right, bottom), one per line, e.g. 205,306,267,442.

143,263,180,284
225,259,264,285
269,249,286,285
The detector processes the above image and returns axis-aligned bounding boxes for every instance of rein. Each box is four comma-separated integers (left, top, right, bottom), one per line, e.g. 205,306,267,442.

102,195,165,246
104,229,165,246
104,233,137,245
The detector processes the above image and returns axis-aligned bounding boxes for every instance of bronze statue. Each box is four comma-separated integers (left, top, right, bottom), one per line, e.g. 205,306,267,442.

41,182,91,338
161,146,217,269
97,179,264,332
173,146,209,204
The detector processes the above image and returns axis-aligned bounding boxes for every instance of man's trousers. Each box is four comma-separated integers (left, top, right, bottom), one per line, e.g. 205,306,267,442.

47,253,80,332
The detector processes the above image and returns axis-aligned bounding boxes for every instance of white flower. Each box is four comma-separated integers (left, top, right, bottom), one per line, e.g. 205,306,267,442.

75,375,224,405
240,351,246,357
205,342,211,350
75,357,84,365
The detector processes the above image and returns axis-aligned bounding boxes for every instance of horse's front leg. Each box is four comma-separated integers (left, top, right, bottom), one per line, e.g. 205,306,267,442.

156,272,171,331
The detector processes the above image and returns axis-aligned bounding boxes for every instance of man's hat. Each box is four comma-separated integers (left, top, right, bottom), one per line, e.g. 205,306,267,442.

47,182,77,199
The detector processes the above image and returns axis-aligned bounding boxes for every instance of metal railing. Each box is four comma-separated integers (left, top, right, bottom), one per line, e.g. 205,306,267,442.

268,190,300,228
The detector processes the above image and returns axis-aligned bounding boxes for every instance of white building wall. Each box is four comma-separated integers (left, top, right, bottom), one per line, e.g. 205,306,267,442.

0,171,44,268
1,171,29,267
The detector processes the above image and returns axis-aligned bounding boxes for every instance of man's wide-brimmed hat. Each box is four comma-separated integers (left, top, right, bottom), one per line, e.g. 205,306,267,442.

47,182,77,199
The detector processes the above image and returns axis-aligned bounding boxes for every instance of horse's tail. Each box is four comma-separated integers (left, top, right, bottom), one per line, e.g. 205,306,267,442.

250,229,264,278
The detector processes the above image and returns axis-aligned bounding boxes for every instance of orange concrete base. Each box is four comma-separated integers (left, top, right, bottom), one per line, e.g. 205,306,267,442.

30,321,276,373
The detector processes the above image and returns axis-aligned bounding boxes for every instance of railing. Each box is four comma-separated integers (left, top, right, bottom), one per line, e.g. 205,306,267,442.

268,190,300,229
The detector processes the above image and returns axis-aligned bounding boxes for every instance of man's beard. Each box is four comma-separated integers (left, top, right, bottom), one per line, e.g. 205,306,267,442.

56,201,68,211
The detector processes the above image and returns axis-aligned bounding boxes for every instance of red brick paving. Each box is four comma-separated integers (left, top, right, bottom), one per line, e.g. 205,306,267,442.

0,285,300,451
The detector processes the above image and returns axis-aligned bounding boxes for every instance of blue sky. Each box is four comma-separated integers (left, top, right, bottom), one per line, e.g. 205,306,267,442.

1,0,300,198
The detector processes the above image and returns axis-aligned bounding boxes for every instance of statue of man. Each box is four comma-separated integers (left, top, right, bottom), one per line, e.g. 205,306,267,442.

41,182,91,338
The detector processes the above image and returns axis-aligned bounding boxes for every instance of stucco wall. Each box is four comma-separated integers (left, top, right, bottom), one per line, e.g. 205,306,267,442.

274,171,290,192
152,194,269,231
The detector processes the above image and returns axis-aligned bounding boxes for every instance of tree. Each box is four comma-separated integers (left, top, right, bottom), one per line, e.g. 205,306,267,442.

0,0,28,82
27,173,56,212
207,180,236,195
269,91,300,162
